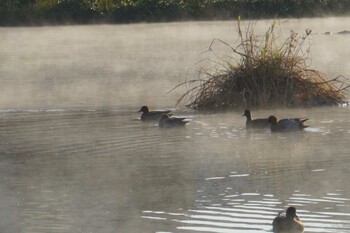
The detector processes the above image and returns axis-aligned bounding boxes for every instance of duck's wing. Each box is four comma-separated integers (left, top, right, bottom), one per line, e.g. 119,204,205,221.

250,118,270,128
290,118,308,123
142,110,172,121
141,113,161,121
169,117,188,126
272,215,286,232
299,118,309,129
275,119,302,131
162,117,188,128
149,110,172,116
289,118,309,129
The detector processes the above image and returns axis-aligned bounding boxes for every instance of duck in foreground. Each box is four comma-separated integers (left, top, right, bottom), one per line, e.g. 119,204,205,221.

159,114,189,128
272,206,304,233
242,110,270,129
268,115,309,132
138,106,172,121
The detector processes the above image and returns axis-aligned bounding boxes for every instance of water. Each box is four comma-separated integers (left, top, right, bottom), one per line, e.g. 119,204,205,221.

0,18,350,233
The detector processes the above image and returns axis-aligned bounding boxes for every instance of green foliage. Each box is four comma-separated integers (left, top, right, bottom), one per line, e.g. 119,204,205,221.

0,0,350,25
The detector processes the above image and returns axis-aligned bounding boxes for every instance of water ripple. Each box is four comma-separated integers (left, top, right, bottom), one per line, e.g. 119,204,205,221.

143,189,350,233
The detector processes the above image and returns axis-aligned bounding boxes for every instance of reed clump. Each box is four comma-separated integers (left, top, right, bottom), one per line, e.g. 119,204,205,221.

174,20,349,111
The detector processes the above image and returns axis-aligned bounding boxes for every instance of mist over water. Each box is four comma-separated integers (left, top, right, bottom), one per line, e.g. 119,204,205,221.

0,17,349,109
0,18,350,233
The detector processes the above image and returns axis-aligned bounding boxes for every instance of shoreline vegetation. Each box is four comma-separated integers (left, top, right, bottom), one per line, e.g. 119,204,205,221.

1,0,350,26
173,20,349,111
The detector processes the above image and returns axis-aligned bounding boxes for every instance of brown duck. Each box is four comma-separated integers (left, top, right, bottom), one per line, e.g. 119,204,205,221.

272,206,304,233
242,110,270,129
138,106,172,122
268,115,308,132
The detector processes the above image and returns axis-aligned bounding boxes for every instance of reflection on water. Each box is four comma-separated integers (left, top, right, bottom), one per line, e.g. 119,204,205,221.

142,183,350,233
0,107,349,233
0,17,350,233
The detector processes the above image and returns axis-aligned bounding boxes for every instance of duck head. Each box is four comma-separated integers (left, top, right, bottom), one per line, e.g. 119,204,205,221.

286,207,298,219
242,110,252,119
138,106,150,113
242,110,250,116
268,115,278,125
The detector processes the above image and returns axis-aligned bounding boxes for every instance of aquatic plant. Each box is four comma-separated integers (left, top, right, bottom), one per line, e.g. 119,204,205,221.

173,20,349,110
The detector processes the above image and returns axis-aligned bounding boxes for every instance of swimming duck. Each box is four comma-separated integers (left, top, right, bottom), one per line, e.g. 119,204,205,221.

268,115,308,132
138,106,172,121
272,206,304,233
159,114,188,128
242,110,270,129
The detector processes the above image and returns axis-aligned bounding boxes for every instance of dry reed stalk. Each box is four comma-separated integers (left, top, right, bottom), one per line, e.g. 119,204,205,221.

173,20,349,110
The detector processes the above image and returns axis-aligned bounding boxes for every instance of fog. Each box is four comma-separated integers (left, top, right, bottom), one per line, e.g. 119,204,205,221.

0,18,350,233
0,17,349,109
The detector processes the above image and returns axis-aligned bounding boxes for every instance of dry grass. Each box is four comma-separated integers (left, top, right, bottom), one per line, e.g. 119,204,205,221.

173,20,349,111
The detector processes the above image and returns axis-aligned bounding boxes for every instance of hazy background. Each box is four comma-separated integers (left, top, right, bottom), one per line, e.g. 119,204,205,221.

0,17,350,233
0,17,349,110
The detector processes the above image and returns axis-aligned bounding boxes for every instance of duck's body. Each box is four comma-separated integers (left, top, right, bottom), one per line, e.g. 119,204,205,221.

138,106,172,122
159,114,188,128
243,110,270,129
268,115,308,132
273,207,304,233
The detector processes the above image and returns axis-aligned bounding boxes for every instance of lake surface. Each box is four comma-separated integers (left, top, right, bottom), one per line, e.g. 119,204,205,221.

0,18,350,233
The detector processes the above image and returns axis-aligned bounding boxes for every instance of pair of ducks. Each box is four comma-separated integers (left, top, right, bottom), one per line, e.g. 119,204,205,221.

243,110,309,132
138,106,188,128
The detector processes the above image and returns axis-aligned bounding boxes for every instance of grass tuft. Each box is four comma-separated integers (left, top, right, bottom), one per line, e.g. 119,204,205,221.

174,20,349,111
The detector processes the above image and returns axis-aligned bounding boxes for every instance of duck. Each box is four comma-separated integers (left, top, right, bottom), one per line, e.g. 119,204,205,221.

268,115,308,132
159,114,188,128
138,106,172,121
242,110,270,129
272,206,304,233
